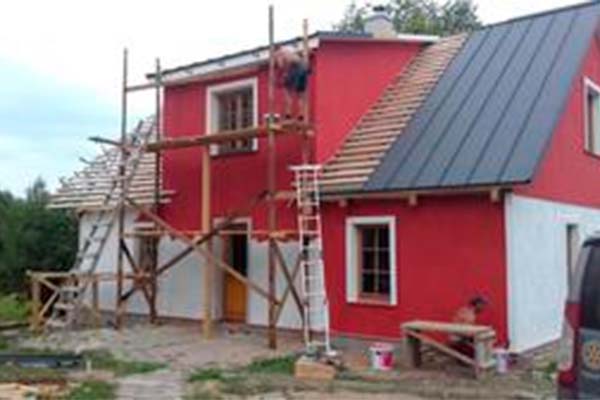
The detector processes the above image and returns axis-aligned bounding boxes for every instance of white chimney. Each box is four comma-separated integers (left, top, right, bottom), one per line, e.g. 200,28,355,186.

364,5,396,39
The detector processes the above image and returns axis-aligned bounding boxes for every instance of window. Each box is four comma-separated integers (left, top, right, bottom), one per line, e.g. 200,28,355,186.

584,78,600,155
206,78,258,155
346,217,397,305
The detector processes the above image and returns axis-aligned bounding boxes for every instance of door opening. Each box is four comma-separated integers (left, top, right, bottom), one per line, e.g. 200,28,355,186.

223,222,249,322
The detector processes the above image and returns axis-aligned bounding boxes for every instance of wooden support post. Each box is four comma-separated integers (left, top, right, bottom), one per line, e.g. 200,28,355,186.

149,57,162,324
31,276,42,332
202,146,214,339
267,4,277,349
115,47,128,329
92,278,100,329
301,18,311,164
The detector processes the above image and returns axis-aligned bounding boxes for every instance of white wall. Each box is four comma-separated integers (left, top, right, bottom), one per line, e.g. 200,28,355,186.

79,212,303,328
505,194,600,352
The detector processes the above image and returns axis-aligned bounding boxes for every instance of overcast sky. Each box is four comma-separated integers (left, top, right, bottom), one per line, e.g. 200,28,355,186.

0,0,583,196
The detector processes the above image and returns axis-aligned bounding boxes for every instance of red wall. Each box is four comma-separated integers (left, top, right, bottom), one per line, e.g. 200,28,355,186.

161,39,424,231
314,40,423,162
161,68,304,231
517,37,600,207
322,196,508,344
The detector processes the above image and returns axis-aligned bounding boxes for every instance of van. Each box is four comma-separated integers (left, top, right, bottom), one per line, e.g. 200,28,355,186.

558,237,600,398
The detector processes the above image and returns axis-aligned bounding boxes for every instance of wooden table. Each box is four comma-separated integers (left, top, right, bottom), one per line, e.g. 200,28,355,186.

401,320,496,378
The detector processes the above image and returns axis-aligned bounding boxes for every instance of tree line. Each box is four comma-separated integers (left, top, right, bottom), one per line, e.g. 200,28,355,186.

335,0,481,36
0,178,76,294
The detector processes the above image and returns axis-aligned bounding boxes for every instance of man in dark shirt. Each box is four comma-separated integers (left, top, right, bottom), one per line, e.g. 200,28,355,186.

274,45,310,121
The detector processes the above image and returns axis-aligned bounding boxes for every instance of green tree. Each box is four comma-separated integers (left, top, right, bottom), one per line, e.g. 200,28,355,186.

0,179,77,293
335,0,481,36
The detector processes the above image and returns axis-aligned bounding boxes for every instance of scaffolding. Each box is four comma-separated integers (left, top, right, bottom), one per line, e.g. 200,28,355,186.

29,6,329,350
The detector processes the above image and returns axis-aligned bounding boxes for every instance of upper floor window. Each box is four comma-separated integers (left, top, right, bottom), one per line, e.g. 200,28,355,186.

207,78,258,156
584,77,600,155
345,216,397,305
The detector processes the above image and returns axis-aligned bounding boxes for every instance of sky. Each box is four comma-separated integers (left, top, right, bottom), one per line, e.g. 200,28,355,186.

0,0,584,196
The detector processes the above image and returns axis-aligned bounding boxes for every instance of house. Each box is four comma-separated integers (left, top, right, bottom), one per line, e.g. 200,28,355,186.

51,2,600,353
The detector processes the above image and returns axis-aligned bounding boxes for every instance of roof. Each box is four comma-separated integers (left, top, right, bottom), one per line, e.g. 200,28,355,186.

364,1,600,193
321,34,467,193
154,31,438,85
49,117,174,211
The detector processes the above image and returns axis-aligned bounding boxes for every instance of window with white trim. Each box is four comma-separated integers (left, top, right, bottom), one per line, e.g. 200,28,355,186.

346,217,397,305
206,78,258,156
584,78,600,155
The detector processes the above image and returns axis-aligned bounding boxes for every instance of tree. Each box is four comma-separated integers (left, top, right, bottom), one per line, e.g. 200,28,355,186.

0,179,77,293
335,0,482,36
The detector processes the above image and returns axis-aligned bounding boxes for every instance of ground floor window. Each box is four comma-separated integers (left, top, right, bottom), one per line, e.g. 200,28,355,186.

345,216,397,305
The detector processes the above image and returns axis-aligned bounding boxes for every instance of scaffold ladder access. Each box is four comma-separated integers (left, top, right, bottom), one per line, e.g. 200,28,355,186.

292,164,332,354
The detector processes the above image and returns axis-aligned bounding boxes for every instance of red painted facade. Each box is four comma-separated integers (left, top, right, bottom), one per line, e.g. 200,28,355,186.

517,36,600,207
161,39,423,232
321,196,508,344
157,35,600,345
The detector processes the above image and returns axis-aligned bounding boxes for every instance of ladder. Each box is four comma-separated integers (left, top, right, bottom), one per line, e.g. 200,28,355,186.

292,165,332,355
46,117,156,329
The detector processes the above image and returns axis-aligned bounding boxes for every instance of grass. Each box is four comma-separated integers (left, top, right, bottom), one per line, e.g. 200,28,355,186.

189,355,295,383
66,380,116,400
0,365,66,383
85,350,166,377
245,355,295,375
187,355,303,399
0,294,29,322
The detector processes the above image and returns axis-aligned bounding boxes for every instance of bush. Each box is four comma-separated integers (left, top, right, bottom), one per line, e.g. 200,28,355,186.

0,178,77,294
0,294,29,322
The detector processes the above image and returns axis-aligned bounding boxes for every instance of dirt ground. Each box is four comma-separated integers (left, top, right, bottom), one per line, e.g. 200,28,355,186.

16,322,557,399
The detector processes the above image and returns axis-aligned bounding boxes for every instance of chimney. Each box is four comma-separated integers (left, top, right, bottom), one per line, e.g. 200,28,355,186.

364,5,396,39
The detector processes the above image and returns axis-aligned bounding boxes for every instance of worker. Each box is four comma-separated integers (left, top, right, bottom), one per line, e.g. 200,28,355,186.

274,45,310,121
454,295,488,325
449,296,488,357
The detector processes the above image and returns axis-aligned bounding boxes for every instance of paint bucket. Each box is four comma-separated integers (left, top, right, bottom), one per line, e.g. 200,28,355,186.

369,342,394,371
494,348,509,374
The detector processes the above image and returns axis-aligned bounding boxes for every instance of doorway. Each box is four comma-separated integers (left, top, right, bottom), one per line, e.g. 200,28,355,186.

222,222,249,322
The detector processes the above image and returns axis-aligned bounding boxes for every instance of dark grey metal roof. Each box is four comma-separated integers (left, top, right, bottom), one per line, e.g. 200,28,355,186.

365,1,600,192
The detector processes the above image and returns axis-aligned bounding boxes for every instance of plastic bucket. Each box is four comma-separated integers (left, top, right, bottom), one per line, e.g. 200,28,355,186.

369,342,394,371
494,348,509,374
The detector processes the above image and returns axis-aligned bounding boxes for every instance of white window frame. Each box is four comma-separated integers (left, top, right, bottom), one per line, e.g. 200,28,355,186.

583,77,600,155
205,77,259,156
345,216,397,306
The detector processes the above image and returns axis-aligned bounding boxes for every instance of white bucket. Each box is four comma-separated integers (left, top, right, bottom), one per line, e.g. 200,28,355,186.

494,348,509,374
369,342,394,371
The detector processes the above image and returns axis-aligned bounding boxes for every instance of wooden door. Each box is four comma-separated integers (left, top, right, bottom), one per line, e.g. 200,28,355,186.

223,224,249,322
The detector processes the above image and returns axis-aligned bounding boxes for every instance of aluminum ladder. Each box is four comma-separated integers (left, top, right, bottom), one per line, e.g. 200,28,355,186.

292,164,332,355
46,117,156,329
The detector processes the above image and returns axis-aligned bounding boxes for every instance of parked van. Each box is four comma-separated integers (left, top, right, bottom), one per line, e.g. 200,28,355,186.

558,237,600,398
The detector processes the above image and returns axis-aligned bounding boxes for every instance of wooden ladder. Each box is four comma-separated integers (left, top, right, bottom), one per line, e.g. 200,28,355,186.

46,117,156,329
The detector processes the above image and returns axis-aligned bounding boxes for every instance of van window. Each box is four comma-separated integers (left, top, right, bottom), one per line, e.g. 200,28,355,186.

581,245,600,329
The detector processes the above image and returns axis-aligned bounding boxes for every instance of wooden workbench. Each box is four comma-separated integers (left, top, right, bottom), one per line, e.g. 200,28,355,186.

401,320,496,378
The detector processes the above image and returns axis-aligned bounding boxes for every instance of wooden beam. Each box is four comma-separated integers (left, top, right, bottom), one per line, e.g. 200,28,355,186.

202,146,214,339
119,191,268,303
274,254,302,323
323,185,514,202
125,197,279,304
267,4,277,350
115,47,128,329
144,122,311,152
272,242,304,322
490,187,501,203
408,193,418,207
30,276,41,332
120,240,153,308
